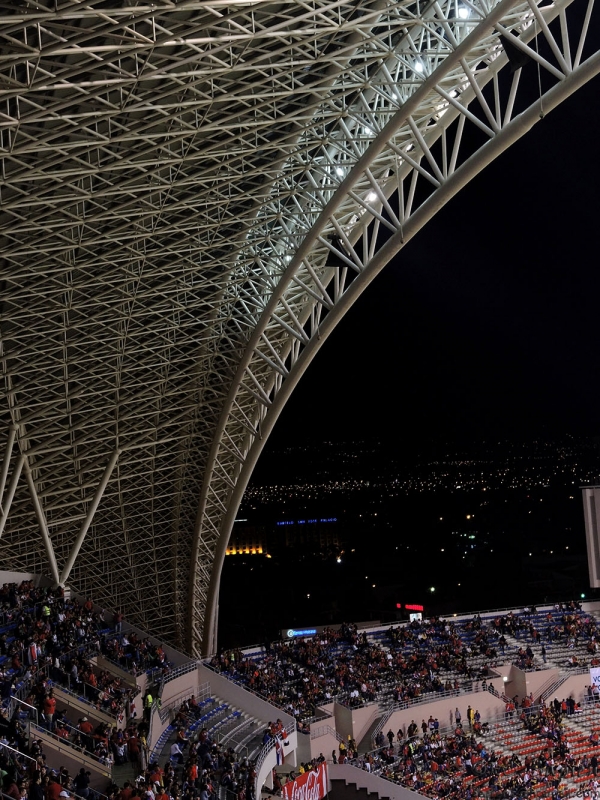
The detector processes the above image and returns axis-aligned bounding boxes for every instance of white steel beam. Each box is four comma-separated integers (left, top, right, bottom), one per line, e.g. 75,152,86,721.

200,37,600,656
0,0,596,653
59,449,121,586
0,427,17,515
22,459,61,586
0,455,24,539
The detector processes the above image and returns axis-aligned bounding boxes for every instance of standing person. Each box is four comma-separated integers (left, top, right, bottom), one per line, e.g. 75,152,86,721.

29,776,44,800
114,610,123,633
73,770,90,800
455,708,461,725
43,690,56,731
78,717,94,752
170,742,184,765
144,691,153,722
467,706,474,729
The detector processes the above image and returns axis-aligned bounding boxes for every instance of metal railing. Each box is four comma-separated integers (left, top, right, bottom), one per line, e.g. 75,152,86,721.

0,756,110,800
159,659,199,686
310,724,344,743
0,740,37,767
202,661,298,725
370,706,394,748
255,724,297,795
157,681,211,723
9,695,38,724
254,739,273,783
215,718,255,756
537,674,569,703
51,680,122,719
352,703,550,768
30,721,113,772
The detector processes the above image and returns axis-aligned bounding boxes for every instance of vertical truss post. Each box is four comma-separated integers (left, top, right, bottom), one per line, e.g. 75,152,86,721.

0,455,24,538
0,426,17,513
23,458,60,585
59,450,120,586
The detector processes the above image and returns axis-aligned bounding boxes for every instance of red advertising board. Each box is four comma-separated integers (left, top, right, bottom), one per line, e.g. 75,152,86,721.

282,763,327,800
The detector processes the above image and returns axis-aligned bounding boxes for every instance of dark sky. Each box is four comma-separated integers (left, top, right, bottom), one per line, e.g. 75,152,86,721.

267,74,600,452
220,68,600,644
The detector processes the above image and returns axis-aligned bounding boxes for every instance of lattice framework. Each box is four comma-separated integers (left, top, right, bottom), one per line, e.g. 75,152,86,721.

0,0,597,653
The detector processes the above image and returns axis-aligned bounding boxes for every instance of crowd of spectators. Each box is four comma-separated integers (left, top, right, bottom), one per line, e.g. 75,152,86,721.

209,602,600,728
120,700,260,800
210,617,501,724
349,698,585,800
493,602,600,672
5,588,600,800
0,581,174,717
0,580,292,800
0,580,178,800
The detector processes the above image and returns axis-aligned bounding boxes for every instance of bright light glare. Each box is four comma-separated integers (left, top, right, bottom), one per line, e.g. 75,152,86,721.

336,557,341,563
367,192,377,202
336,167,344,176
458,6,470,18
414,61,424,73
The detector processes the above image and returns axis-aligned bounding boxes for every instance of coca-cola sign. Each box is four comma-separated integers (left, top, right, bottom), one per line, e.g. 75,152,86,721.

282,764,327,800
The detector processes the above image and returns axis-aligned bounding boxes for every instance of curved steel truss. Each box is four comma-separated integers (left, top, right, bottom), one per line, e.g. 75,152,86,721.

0,0,597,654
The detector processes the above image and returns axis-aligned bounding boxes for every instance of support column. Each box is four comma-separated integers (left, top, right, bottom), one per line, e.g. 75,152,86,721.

0,454,24,538
0,426,17,513
23,458,60,585
59,449,120,586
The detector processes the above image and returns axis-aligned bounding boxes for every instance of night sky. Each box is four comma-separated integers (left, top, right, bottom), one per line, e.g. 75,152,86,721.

266,74,600,450
218,51,600,648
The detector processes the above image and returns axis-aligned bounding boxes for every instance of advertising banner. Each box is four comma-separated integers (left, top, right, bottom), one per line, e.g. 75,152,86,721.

282,763,327,800
590,666,600,691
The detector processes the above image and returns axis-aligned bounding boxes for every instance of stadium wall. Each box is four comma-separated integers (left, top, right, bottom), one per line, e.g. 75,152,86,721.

94,655,137,690
329,763,421,800
0,570,49,585
497,664,527,701
334,702,379,745
149,703,172,752
30,726,112,788
522,667,560,699
316,702,335,718
386,690,507,736
546,672,593,706
258,740,297,795
199,664,296,730
309,728,341,761
53,686,126,730
160,667,201,707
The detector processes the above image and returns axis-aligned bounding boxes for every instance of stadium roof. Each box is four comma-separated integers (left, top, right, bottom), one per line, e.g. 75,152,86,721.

0,0,598,655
